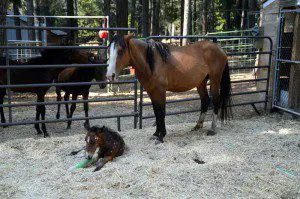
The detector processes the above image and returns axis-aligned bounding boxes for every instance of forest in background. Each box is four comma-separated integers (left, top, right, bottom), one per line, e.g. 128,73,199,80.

1,0,261,43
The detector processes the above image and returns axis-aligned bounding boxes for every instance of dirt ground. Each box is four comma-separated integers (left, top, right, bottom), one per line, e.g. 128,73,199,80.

0,72,299,198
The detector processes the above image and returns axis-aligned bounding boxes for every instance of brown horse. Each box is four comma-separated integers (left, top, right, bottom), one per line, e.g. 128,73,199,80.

106,35,232,143
55,55,108,129
0,49,92,137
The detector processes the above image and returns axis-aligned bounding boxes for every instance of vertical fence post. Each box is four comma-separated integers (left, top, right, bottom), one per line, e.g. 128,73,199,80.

273,10,284,109
133,78,138,129
139,84,143,129
5,50,12,123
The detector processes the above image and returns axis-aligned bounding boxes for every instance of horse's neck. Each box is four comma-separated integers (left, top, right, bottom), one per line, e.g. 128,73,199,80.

129,39,153,88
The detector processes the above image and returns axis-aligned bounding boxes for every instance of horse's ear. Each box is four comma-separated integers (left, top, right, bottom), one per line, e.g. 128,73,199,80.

84,122,90,131
124,33,135,44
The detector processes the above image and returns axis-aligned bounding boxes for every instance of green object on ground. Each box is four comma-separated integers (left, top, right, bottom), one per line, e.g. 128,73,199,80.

69,158,97,170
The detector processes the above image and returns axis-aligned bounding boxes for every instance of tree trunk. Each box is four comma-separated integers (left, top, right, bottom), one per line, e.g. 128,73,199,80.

13,0,22,40
209,0,215,32
116,0,128,36
0,0,8,57
26,0,35,41
103,0,111,39
201,0,207,34
240,0,247,29
182,0,190,45
130,0,136,28
67,0,77,44
152,0,160,35
288,13,300,109
35,0,42,41
193,0,197,34
224,0,233,30
142,0,149,37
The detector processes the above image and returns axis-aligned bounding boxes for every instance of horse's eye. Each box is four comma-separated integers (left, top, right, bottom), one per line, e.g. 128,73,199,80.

117,50,123,56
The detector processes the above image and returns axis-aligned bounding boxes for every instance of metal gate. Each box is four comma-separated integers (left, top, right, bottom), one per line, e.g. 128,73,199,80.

273,9,300,116
139,35,273,128
0,15,138,131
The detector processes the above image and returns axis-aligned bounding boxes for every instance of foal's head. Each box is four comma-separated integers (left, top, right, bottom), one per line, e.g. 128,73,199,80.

84,124,105,159
107,34,134,81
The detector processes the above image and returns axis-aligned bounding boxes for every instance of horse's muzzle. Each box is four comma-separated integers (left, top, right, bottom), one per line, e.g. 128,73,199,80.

107,73,116,82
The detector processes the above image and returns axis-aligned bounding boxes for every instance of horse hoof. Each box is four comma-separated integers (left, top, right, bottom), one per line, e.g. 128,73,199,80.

66,126,71,130
2,125,8,128
56,114,60,119
191,125,202,132
149,135,158,140
44,133,50,138
207,130,216,136
154,139,164,145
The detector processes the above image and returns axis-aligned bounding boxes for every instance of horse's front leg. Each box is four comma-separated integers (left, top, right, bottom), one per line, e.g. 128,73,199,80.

82,92,90,127
0,90,7,127
56,87,62,119
149,90,166,144
67,94,78,129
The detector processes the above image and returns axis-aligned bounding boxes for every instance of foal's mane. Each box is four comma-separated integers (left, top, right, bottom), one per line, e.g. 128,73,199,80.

146,40,170,72
109,35,127,55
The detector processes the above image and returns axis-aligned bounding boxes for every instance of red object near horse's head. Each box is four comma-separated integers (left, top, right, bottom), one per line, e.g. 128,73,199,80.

98,30,108,39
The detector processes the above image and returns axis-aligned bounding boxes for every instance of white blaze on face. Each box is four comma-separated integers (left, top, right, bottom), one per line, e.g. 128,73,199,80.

107,42,118,81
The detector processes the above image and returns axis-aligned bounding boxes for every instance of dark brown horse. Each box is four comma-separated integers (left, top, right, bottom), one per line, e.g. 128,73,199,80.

0,49,91,137
84,124,125,171
55,55,108,129
107,35,232,143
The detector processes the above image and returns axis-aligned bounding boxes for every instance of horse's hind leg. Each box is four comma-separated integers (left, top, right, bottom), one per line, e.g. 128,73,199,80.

34,95,43,135
38,93,49,137
67,94,78,129
56,87,62,119
192,78,210,131
82,92,90,127
0,89,7,127
208,77,221,136
64,92,70,123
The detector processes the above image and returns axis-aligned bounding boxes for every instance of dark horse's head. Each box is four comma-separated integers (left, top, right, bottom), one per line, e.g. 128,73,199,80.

88,54,108,89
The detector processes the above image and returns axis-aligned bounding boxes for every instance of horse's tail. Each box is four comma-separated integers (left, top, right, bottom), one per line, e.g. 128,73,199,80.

220,61,232,122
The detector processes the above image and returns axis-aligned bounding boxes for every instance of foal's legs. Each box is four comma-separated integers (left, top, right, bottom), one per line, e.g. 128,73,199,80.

82,92,90,128
35,93,49,137
67,94,78,129
149,89,166,143
56,87,62,119
192,78,210,131
64,92,70,121
0,89,7,126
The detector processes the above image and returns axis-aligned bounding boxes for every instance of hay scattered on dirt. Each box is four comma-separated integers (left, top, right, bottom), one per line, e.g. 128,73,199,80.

0,114,299,198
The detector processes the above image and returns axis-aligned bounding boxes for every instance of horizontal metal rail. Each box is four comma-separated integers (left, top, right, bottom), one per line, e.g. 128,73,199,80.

272,105,300,117
142,90,268,106
277,59,300,65
0,25,136,31
0,45,107,49
142,100,266,120
0,97,135,108
7,15,109,19
0,112,139,127
0,63,108,69
0,80,136,89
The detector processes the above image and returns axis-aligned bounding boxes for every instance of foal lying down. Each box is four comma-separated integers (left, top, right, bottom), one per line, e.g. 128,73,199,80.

71,124,125,171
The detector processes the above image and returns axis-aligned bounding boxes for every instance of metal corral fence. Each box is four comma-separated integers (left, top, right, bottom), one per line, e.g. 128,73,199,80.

139,35,273,128
273,9,300,117
206,30,259,74
0,19,138,131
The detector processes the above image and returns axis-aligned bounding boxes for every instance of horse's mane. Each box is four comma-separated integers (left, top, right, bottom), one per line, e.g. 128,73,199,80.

109,35,127,55
146,40,170,72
